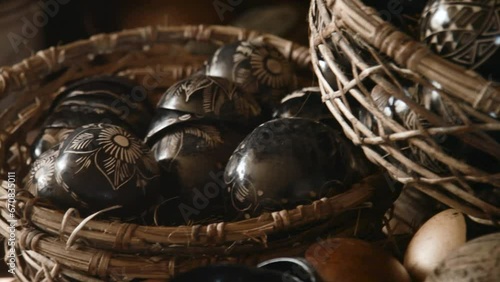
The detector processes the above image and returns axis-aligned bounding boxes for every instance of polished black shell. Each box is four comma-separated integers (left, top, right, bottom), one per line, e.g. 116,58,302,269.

206,40,297,112
27,146,83,210
54,75,153,112
156,74,261,124
145,109,203,145
52,75,154,136
224,118,374,219
54,123,161,218
257,257,318,282
43,104,131,129
420,0,499,81
31,104,134,159
272,88,341,130
151,121,247,224
171,264,302,282
31,128,74,161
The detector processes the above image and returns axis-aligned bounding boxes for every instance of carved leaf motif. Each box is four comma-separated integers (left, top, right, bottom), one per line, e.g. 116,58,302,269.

202,85,226,115
183,125,223,148
69,132,94,151
75,153,94,174
234,42,254,63
95,154,134,190
234,95,261,118
182,76,213,102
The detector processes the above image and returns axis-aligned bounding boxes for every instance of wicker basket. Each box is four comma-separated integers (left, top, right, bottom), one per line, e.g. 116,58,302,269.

309,0,500,223
0,25,387,281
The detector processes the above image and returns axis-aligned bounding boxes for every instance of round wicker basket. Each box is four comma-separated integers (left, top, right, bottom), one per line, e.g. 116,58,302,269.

309,0,500,223
0,25,384,281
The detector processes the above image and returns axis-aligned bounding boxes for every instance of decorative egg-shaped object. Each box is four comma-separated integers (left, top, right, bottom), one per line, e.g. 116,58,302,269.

404,209,467,282
145,109,203,145
425,232,500,282
420,0,500,80
44,104,132,129
206,40,297,113
55,75,152,110
54,123,161,218
257,257,318,282
151,122,247,224
156,74,262,125
26,146,83,209
272,87,341,130
31,128,74,160
305,238,412,282
31,104,133,159
224,118,373,219
171,264,302,282
53,75,154,137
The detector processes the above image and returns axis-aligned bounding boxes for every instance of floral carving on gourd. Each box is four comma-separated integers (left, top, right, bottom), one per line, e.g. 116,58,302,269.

61,124,158,191
165,75,260,119
233,41,293,90
27,148,58,193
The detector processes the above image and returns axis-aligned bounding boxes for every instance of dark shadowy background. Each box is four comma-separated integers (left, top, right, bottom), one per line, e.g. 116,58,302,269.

0,0,310,67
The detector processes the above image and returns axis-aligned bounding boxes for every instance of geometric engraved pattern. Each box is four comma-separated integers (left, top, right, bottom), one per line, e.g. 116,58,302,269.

420,0,500,69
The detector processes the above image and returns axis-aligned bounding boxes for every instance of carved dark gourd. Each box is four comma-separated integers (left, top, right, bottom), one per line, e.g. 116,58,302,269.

30,123,161,219
32,75,154,159
206,40,297,115
273,88,342,130
155,74,262,125
420,0,500,81
224,118,375,220
150,122,246,224
146,74,259,224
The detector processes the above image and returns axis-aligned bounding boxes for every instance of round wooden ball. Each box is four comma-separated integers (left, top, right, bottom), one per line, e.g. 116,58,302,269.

305,238,411,282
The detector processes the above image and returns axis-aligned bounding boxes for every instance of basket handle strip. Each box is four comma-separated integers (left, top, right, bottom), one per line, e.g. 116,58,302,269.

327,0,500,114
316,29,500,160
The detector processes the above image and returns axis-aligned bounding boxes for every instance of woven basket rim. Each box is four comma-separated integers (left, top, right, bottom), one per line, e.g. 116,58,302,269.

0,24,382,275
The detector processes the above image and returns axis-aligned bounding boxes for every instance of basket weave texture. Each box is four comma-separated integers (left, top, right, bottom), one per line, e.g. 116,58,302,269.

0,25,381,281
309,0,500,222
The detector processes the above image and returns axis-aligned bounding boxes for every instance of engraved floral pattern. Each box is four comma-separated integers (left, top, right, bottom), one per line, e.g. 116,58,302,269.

234,41,293,89
161,75,260,120
27,148,58,193
61,124,158,191
96,126,143,164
